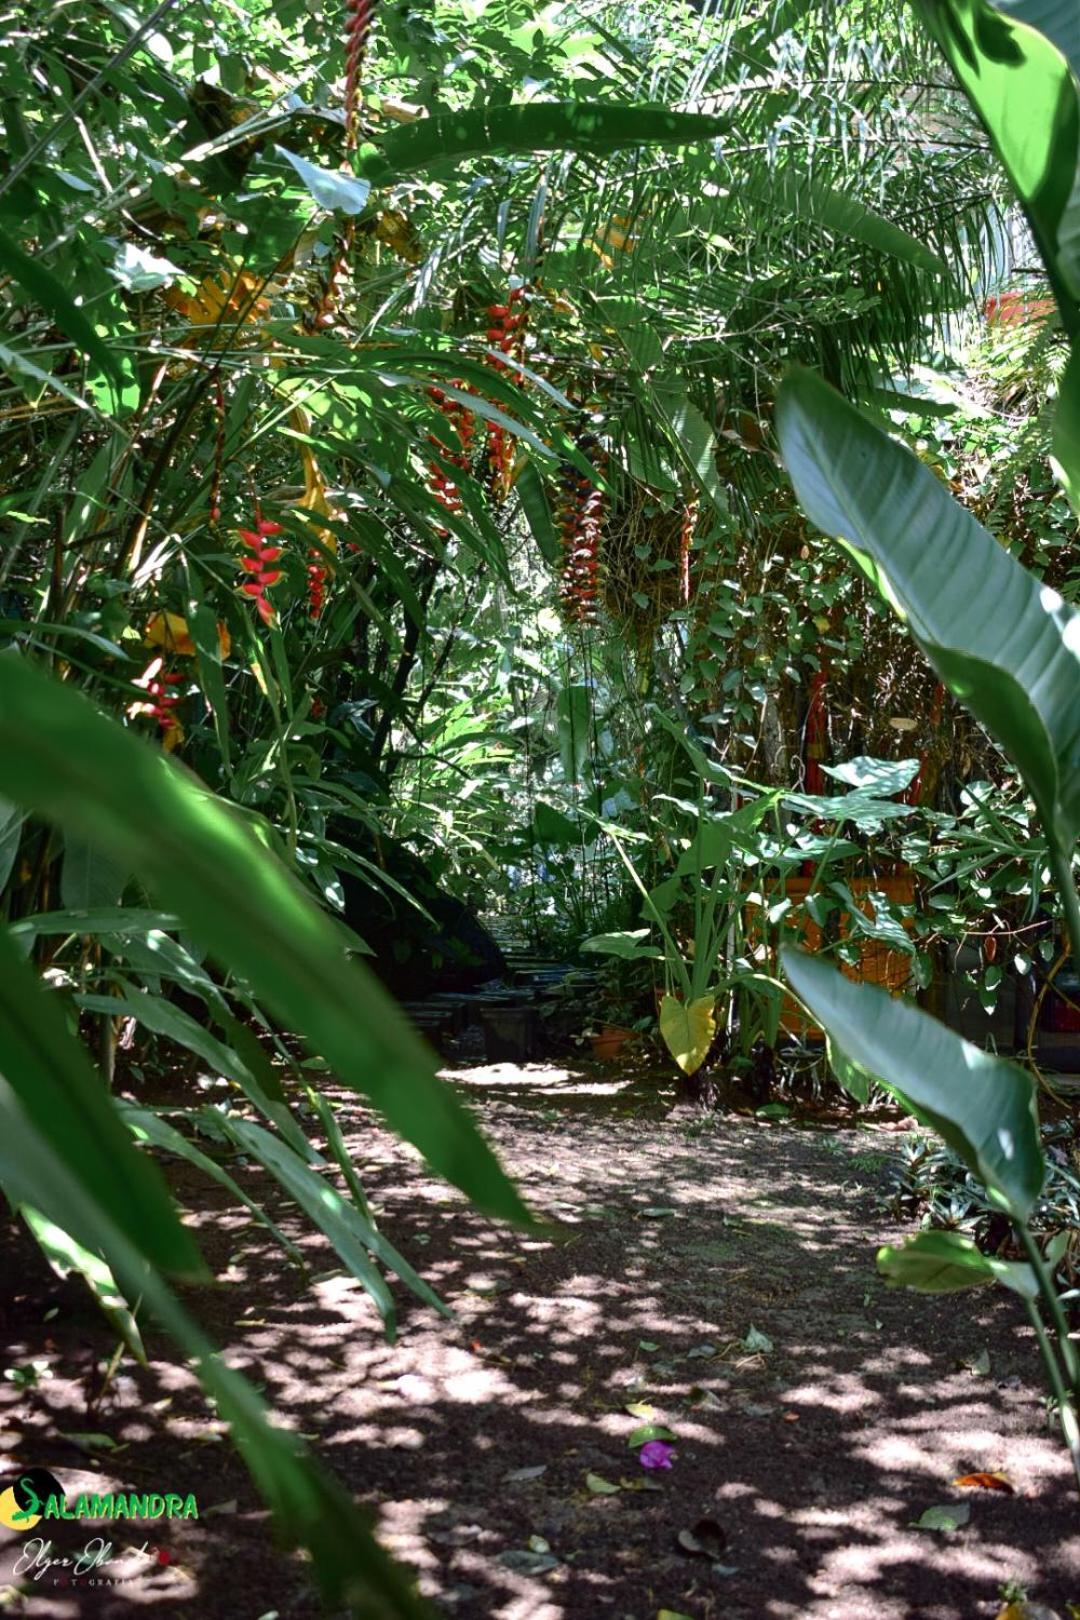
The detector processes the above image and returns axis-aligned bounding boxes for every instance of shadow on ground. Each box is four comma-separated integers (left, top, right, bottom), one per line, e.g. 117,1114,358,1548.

1,1059,1078,1619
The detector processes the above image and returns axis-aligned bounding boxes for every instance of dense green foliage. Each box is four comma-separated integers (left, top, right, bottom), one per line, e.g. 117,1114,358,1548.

7,0,1080,1605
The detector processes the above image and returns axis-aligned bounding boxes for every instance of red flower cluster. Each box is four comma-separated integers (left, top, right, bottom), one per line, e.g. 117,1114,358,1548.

486,287,527,500
427,385,476,533
557,436,605,625
238,514,283,625
307,557,328,618
143,660,181,732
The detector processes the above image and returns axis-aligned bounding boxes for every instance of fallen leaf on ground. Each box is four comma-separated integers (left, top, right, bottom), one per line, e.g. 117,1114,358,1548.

504,1465,547,1483
628,1423,677,1447
912,1502,971,1532
954,1471,1014,1494
625,1401,656,1419
586,1473,620,1495
741,1325,774,1353
686,1342,717,1360
59,1431,121,1453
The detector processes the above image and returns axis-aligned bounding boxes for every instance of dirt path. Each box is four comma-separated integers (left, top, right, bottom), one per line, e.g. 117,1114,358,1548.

2,1060,1079,1619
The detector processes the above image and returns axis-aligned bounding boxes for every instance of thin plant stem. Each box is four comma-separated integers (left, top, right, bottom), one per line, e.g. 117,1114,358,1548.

1019,1223,1080,1390
1024,1293,1080,1497
1049,847,1080,985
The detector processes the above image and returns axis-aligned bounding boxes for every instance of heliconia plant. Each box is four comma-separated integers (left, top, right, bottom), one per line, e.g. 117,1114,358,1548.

776,0,1080,1493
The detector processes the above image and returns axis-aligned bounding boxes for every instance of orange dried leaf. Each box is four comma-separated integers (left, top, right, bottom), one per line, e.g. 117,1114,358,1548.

953,1471,1014,1494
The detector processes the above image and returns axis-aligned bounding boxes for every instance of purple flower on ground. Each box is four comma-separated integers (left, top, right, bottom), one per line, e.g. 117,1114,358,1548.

638,1440,674,1471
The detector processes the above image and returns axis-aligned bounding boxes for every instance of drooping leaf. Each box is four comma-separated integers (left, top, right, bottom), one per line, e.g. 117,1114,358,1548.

360,102,730,185
878,1229,1038,1297
776,367,1080,864
0,924,201,1278
782,948,1044,1219
276,145,372,216
0,1097,429,1616
659,993,716,1076
0,653,529,1225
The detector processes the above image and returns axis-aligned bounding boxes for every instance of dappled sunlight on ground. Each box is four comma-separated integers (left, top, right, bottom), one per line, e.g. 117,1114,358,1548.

1,1059,1078,1617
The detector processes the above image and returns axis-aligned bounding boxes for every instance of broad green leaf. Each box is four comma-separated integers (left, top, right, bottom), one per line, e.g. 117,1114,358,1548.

776,367,1080,862
878,1230,1038,1299
359,102,729,184
0,925,201,1277
533,801,579,847
276,145,371,215
582,928,663,960
0,653,528,1226
991,0,1080,82
659,993,716,1076
558,682,591,783
781,948,1044,1218
819,757,919,794
60,837,129,910
774,168,948,273
914,0,1080,330
22,1206,147,1362
515,457,560,565
7,907,178,938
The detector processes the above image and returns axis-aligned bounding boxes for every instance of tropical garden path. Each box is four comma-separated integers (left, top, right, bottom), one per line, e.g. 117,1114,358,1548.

3,1065,1078,1620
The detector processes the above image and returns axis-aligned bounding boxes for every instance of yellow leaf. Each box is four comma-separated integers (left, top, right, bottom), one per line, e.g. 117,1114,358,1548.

145,612,230,660
145,611,196,657
659,994,716,1075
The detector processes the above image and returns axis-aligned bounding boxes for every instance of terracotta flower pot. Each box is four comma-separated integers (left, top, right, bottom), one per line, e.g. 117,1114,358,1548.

591,1024,635,1062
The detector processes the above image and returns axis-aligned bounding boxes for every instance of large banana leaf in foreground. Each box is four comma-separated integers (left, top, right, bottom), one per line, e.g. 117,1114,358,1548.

0,652,528,1225
781,948,1044,1219
914,0,1080,335
775,367,1080,866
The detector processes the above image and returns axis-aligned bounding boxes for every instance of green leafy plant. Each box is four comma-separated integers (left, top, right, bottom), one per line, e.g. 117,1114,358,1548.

776,0,1080,1493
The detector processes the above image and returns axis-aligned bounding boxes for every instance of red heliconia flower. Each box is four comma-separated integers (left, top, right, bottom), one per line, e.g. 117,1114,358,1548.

557,436,606,626
307,556,328,618
237,514,284,625
426,383,476,533
132,656,183,737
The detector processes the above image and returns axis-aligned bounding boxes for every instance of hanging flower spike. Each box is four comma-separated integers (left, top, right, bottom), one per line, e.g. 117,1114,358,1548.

130,657,184,750
307,557,329,618
426,383,476,534
237,515,283,625
484,288,528,500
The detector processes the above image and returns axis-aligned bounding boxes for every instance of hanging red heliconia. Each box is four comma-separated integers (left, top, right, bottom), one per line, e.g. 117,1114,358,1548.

307,557,329,618
237,514,284,624
133,657,182,736
557,433,605,626
426,383,476,534
485,286,528,500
